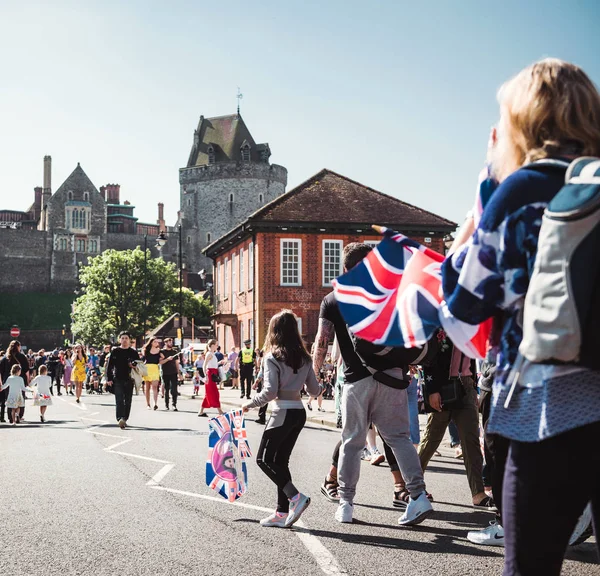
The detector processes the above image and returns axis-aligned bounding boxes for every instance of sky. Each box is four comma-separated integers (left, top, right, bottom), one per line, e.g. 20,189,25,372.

1,0,599,228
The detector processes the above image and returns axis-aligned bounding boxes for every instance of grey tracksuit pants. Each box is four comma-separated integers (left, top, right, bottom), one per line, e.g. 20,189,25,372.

338,375,426,503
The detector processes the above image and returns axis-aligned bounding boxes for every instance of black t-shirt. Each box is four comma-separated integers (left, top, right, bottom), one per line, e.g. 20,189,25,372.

106,347,140,381
160,348,179,375
0,352,30,383
144,351,161,365
319,292,370,384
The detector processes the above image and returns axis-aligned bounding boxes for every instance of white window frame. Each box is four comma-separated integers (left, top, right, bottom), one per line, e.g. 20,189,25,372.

214,262,220,302
249,319,254,343
248,242,254,290
280,239,302,286
322,240,343,287
231,253,237,313
223,257,229,299
296,316,303,336
363,240,379,248
239,248,244,292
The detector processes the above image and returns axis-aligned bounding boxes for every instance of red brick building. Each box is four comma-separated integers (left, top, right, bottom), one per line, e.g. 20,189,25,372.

204,169,456,350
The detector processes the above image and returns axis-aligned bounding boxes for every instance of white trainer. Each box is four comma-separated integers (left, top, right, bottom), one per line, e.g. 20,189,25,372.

370,448,385,466
285,493,311,527
335,500,354,523
260,512,288,528
467,520,505,546
398,492,433,526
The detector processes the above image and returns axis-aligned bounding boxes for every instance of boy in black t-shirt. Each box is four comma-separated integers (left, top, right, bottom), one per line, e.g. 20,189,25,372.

106,332,140,429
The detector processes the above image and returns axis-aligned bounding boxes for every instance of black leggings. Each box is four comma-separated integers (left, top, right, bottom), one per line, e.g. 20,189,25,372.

256,408,306,513
502,421,600,576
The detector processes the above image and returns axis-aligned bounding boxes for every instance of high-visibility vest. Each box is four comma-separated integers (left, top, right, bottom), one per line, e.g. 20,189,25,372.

241,348,254,365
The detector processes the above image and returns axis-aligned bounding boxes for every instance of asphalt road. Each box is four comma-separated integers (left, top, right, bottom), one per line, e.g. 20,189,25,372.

1,387,598,576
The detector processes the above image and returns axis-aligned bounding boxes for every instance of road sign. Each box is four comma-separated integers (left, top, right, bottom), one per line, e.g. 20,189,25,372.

10,326,20,338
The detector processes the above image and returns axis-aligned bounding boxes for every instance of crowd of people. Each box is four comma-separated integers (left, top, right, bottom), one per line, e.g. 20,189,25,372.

2,57,599,576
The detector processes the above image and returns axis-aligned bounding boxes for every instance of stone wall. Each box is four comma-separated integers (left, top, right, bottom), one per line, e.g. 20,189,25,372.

0,229,52,292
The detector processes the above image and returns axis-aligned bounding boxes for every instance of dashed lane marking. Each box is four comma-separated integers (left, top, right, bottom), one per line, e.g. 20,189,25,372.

109,450,171,464
146,464,175,486
104,438,132,451
150,486,347,576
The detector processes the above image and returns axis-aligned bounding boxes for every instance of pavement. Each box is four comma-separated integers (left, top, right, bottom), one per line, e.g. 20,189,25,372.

1,382,597,576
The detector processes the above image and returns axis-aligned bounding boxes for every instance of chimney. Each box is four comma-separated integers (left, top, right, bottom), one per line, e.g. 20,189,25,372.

157,202,166,232
104,184,120,204
43,155,51,192
99,186,106,200
33,186,42,221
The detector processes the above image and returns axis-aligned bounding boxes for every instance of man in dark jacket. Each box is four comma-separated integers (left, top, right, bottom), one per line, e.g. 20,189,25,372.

419,333,491,510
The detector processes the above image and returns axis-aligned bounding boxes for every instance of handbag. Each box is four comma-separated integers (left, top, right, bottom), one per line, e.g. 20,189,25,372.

211,371,221,383
423,376,466,412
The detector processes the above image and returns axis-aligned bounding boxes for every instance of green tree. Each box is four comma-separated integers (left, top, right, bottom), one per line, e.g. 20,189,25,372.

71,248,212,345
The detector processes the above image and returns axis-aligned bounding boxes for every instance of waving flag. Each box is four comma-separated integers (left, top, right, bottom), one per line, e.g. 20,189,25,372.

333,228,444,348
206,409,252,501
333,227,491,358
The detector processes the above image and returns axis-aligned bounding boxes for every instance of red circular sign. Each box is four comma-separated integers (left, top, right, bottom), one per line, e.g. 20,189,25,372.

10,327,20,338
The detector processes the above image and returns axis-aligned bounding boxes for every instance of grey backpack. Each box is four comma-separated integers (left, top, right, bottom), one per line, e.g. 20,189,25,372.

519,157,600,369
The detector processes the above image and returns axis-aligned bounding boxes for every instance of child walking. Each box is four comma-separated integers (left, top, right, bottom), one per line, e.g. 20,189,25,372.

242,310,322,528
31,364,53,422
1,365,30,425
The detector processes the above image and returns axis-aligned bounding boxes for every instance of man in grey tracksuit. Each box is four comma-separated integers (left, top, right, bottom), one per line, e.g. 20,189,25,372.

312,243,433,526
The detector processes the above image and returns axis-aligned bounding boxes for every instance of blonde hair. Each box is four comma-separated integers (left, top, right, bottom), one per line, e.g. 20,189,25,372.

11,364,21,376
494,58,600,181
39,365,48,375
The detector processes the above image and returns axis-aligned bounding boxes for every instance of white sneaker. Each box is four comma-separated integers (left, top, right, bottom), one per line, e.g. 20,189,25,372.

398,492,433,526
467,520,505,546
570,502,593,546
260,512,288,527
285,493,311,527
370,448,385,466
335,500,354,523
360,447,371,461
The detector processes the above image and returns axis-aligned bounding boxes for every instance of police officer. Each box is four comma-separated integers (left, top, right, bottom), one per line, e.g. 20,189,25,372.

238,339,256,400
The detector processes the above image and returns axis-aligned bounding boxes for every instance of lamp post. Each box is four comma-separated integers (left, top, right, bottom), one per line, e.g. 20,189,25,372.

156,225,184,346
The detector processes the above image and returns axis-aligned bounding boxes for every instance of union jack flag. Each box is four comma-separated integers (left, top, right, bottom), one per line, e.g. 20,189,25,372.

333,228,444,348
332,228,491,358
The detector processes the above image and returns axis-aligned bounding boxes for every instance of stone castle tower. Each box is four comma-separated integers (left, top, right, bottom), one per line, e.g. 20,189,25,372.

179,113,287,276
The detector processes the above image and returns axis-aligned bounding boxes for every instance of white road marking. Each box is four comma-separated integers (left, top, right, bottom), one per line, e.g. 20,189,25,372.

104,438,132,451
87,430,124,439
150,486,271,512
146,464,175,486
294,521,348,575
150,486,346,575
109,450,171,464
88,411,100,417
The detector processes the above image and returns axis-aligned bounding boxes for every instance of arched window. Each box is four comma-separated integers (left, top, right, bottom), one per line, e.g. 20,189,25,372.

229,193,234,203
259,193,264,203
241,143,251,162
83,191,89,202
208,145,215,165
81,210,86,229
207,232,212,243
68,191,74,201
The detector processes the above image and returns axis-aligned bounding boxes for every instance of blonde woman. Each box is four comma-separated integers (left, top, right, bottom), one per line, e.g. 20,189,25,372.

72,344,87,404
441,59,600,573
142,337,161,410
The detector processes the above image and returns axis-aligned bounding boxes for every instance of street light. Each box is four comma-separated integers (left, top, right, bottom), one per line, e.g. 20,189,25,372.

156,225,184,346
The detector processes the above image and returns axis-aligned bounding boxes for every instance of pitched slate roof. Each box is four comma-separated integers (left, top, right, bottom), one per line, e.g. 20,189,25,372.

51,163,100,200
204,169,456,257
187,114,269,167
250,169,456,228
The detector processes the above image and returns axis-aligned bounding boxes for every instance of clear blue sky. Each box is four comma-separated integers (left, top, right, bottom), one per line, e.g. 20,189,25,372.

1,0,599,228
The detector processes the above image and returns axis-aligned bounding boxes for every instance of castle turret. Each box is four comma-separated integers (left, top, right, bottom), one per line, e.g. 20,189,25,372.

179,113,287,273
